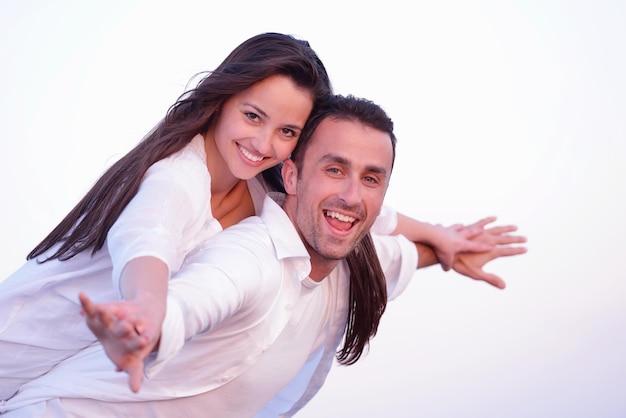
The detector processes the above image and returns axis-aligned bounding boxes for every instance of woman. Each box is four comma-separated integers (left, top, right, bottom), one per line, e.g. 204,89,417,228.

0,32,332,399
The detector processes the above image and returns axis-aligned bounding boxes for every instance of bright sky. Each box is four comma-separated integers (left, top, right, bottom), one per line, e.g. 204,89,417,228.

1,1,625,417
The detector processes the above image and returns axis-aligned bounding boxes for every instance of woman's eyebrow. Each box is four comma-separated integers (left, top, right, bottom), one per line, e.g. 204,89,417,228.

243,103,268,118
243,102,304,130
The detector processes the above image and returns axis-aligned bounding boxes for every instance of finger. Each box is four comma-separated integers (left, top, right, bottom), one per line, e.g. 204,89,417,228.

460,225,485,239
471,270,506,289
78,292,96,317
455,265,506,289
96,307,116,329
119,313,149,337
121,333,151,353
493,247,528,258
493,235,527,245
448,223,464,232
131,318,147,336
485,225,518,235
125,361,145,393
109,318,151,352
437,251,454,271
484,274,506,289
467,216,497,229
109,317,140,340
464,240,496,253
460,224,484,239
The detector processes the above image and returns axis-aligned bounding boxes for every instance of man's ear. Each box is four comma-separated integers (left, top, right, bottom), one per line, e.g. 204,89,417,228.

282,159,298,195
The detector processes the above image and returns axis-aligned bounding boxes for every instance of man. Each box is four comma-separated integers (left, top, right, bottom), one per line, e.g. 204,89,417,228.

1,95,525,417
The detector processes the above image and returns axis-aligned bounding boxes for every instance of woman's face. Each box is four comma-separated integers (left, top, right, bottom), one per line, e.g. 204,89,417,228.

211,74,314,181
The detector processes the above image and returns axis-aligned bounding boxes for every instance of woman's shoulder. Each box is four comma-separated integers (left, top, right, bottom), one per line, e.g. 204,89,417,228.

148,135,210,182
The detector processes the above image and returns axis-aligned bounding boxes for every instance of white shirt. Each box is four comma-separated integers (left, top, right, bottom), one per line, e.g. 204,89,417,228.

0,135,269,401
1,195,414,417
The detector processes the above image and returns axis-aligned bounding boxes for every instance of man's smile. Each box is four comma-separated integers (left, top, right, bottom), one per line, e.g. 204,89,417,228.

324,210,358,232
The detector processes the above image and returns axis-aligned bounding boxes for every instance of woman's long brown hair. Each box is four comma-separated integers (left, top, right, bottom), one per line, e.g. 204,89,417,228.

28,32,332,262
339,232,388,365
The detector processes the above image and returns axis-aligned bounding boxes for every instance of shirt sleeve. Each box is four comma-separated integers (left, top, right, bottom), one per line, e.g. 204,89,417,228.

373,234,418,300
370,204,398,235
107,157,211,297
144,223,280,377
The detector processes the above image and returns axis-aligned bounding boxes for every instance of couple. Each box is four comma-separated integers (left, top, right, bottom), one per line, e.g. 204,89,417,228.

0,33,525,417
1,94,525,417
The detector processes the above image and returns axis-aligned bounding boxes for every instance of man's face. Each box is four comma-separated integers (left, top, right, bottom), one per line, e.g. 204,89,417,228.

283,117,393,265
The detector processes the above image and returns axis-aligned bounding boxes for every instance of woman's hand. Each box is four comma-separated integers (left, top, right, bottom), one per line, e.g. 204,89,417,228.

79,292,162,393
450,222,528,289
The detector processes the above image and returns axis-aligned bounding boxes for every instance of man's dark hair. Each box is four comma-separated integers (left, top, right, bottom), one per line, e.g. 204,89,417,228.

290,94,396,171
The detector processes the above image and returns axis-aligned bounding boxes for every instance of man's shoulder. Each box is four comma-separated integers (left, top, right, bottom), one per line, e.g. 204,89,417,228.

188,193,307,263
210,216,273,251
182,220,277,276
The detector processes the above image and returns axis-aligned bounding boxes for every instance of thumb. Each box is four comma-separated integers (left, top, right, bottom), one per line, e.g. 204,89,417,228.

478,272,506,289
126,361,145,393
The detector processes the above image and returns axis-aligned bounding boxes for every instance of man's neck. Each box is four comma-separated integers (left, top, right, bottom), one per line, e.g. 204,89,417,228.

307,252,339,282
281,194,340,282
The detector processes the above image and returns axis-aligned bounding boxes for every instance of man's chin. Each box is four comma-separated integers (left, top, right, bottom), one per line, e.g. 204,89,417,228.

319,244,359,261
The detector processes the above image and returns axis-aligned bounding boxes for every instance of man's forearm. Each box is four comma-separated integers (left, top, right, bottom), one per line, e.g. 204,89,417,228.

414,242,439,268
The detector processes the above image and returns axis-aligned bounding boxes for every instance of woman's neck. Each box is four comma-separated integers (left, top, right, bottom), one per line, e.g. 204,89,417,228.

203,132,255,228
203,131,240,195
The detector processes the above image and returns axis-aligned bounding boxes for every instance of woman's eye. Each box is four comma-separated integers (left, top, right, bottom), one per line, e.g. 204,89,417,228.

281,128,296,137
246,112,260,122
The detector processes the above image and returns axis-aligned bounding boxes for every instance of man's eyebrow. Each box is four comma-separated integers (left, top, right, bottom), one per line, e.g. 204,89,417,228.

320,154,388,177
320,154,349,165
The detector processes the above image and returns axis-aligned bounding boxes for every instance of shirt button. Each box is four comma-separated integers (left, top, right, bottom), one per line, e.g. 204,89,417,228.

285,304,293,311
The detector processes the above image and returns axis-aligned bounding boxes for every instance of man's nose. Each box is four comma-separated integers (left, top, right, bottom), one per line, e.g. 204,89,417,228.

337,177,362,206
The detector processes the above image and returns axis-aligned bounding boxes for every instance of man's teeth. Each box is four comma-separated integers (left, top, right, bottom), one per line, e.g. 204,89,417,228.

239,145,264,162
326,210,356,223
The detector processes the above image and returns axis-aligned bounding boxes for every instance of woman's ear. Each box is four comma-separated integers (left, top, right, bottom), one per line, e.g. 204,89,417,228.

282,159,298,195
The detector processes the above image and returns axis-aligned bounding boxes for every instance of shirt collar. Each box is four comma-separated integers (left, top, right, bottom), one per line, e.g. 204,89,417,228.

259,193,310,263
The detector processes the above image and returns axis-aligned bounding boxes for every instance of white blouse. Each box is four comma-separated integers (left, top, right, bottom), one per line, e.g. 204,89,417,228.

0,134,268,400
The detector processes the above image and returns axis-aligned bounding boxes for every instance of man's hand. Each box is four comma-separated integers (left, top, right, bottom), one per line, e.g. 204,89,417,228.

432,216,498,271
451,222,527,289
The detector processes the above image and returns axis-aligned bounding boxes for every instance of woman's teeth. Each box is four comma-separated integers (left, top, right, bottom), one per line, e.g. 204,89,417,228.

239,145,264,162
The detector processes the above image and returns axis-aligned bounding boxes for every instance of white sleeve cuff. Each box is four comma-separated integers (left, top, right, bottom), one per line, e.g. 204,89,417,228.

373,234,418,301
371,204,398,235
144,296,186,379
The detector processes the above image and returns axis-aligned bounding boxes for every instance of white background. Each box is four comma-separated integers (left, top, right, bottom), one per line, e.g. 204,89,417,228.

1,1,625,417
